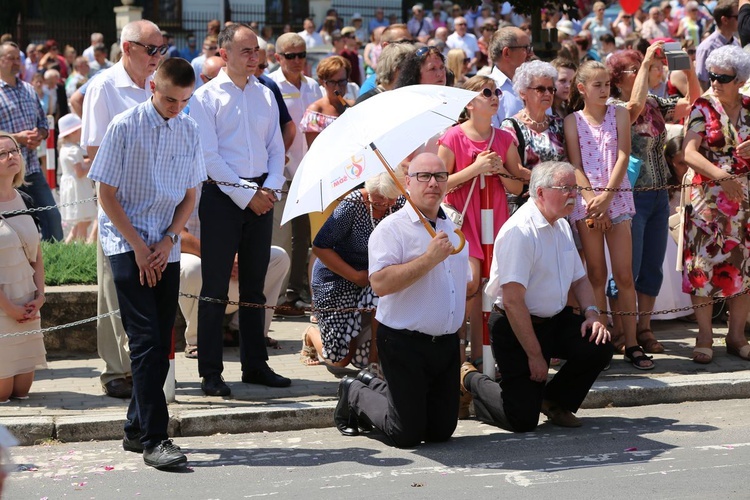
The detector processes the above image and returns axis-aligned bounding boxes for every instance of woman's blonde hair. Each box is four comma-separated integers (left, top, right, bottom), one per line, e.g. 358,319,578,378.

569,60,608,111
445,48,467,85
0,132,26,188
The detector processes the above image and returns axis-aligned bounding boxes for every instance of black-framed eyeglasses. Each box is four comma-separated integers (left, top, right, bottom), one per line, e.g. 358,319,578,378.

281,51,307,60
480,87,502,98
127,40,168,56
545,185,581,194
508,44,533,53
325,78,348,87
416,46,445,62
708,71,736,84
0,147,21,162
409,171,449,182
528,86,557,95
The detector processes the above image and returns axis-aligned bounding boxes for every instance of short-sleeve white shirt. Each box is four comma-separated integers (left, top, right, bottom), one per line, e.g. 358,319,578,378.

81,61,153,149
368,203,470,335
298,30,325,49
267,69,323,179
485,200,586,318
446,32,479,59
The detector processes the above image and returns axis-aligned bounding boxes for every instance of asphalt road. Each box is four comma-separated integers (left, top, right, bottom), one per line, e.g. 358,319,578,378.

4,399,749,499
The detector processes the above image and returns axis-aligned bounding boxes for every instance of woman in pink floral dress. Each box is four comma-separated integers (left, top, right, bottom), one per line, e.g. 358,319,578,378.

682,46,750,364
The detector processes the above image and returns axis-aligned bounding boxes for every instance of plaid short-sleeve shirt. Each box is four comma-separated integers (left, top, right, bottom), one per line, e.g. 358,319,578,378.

0,78,48,175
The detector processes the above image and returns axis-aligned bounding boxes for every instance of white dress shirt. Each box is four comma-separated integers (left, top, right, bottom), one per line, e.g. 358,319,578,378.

298,30,325,49
485,201,586,318
369,203,470,335
267,69,322,179
489,65,524,128
81,61,153,149
189,68,285,209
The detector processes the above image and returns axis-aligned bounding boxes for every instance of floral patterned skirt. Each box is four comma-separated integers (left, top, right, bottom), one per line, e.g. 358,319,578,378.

682,183,750,297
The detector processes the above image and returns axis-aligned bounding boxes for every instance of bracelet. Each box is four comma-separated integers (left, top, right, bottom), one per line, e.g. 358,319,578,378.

584,305,600,315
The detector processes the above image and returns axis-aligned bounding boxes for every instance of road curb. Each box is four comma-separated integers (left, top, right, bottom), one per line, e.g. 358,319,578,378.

2,375,749,446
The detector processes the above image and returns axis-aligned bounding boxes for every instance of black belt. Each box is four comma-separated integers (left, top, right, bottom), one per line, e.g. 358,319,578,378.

396,328,457,343
492,304,549,325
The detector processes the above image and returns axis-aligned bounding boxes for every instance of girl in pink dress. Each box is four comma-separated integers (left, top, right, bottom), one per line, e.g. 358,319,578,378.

438,75,524,369
564,61,652,370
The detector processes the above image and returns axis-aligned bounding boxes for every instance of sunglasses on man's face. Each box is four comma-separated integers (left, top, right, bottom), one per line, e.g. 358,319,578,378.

128,40,168,56
281,51,306,60
258,63,268,70
708,71,736,84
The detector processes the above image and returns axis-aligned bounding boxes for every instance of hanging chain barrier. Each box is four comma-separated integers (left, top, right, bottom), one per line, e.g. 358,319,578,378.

0,311,120,339
0,197,98,218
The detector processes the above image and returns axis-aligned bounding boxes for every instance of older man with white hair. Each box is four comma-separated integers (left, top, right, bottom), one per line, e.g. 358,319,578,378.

462,161,612,432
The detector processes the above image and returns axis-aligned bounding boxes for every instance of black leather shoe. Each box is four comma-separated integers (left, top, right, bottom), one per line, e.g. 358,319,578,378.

103,378,132,399
242,367,291,388
334,376,359,436
355,369,376,386
201,375,231,396
122,434,143,453
143,439,187,470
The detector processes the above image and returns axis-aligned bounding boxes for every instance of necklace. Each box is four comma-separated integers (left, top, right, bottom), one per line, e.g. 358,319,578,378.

369,200,391,230
522,110,549,129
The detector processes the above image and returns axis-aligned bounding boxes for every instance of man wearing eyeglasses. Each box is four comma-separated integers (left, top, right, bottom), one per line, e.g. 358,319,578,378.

488,27,530,127
268,33,322,318
697,0,740,91
190,35,219,89
462,161,612,432
335,153,470,448
190,23,291,397
81,19,166,400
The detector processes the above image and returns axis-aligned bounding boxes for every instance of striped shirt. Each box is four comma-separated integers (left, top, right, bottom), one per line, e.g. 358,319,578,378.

0,78,48,175
88,99,207,262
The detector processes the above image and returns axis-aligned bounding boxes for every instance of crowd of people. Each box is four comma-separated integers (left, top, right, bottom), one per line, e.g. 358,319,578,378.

2,0,750,468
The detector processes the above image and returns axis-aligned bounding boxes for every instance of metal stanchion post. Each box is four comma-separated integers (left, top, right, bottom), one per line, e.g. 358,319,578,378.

480,174,495,379
45,115,56,189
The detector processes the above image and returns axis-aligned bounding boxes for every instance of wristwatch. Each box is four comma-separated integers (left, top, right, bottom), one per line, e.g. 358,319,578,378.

165,231,179,245
584,305,601,315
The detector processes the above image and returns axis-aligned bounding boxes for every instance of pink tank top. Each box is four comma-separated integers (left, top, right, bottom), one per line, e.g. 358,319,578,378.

570,105,635,222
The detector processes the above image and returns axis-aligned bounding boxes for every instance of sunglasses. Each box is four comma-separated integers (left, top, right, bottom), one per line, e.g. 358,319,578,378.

281,51,306,60
258,63,268,70
528,86,557,95
480,87,502,98
508,44,533,53
687,49,696,55
463,57,471,64
127,40,168,56
416,46,445,61
708,71,736,84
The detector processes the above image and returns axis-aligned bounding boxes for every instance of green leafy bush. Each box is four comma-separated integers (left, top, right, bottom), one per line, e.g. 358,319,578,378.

42,241,97,286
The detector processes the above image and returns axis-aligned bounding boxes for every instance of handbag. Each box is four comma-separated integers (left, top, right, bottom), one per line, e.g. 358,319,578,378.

669,170,692,272
441,128,495,229
627,155,642,187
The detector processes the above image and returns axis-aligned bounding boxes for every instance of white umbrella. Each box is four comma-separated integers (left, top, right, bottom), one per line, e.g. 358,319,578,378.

281,84,477,252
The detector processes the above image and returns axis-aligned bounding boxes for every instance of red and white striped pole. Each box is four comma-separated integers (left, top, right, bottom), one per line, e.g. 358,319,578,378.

480,173,495,379
45,115,56,189
163,328,176,403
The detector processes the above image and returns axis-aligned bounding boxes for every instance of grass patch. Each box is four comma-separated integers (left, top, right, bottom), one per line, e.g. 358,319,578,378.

42,241,97,286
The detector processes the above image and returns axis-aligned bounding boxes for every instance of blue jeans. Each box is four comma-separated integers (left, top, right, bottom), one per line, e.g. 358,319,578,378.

109,252,179,449
631,190,669,297
18,171,63,241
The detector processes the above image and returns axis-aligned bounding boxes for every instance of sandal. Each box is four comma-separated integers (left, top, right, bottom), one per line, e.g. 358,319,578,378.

637,328,665,354
300,327,320,366
727,343,750,361
184,344,198,359
624,345,654,370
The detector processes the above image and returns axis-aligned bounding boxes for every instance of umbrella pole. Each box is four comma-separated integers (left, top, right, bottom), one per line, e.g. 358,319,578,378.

369,143,465,254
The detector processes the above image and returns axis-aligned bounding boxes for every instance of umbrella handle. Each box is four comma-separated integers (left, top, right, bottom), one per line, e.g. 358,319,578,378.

451,228,466,255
